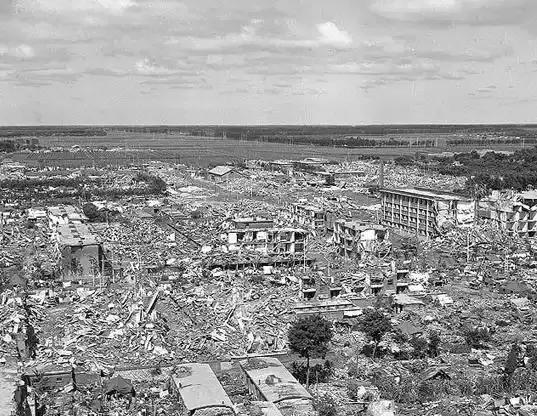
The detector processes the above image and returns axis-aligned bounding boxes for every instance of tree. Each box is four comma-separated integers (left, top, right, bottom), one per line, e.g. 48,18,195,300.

504,343,520,388
357,309,392,359
410,337,429,359
428,331,441,358
288,315,333,388
83,202,105,222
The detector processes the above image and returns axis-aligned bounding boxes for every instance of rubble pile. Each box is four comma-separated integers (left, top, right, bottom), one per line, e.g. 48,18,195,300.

29,287,173,370
158,272,297,360
330,161,467,192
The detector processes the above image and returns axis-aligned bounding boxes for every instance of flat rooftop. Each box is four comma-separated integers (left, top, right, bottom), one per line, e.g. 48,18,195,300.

227,227,307,233
232,218,274,223
171,363,234,413
57,223,100,246
48,205,82,217
381,187,470,202
239,357,312,403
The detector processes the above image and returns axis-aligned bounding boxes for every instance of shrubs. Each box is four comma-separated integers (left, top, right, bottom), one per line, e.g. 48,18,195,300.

291,360,334,385
371,374,418,404
463,326,491,349
473,375,504,396
313,394,337,416
428,331,441,357
409,337,429,359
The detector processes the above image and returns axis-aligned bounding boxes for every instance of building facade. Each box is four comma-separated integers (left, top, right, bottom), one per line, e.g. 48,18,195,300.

332,220,389,258
380,187,475,237
56,223,103,279
480,190,537,237
290,203,326,230
222,227,307,256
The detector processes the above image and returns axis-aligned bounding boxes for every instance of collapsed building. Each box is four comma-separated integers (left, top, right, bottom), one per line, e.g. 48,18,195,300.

380,187,475,237
47,205,87,228
480,190,537,237
332,220,390,258
55,222,103,279
289,203,326,230
222,227,307,256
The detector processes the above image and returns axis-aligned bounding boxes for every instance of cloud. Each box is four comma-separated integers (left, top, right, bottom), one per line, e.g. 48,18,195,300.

317,22,352,47
15,0,135,14
368,0,537,26
167,19,353,54
7,66,80,86
0,43,35,59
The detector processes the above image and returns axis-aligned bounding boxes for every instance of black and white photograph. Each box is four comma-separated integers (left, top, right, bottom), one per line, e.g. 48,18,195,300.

2,1,537,415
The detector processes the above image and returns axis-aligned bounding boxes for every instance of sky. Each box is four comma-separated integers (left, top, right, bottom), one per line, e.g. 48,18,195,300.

1,0,537,125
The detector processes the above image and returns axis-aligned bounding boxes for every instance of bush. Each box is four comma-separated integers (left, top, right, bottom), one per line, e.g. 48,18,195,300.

428,331,441,357
346,378,361,401
313,394,337,416
474,375,504,396
83,203,106,222
511,368,537,394
416,380,453,402
410,337,429,359
463,327,491,349
372,373,418,404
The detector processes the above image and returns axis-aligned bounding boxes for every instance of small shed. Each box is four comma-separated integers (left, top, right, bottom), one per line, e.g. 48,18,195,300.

208,166,236,183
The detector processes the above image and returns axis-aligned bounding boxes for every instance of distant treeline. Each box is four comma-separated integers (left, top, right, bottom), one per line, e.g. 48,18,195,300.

0,138,40,153
0,127,107,138
214,125,537,138
220,133,436,148
403,147,537,192
4,124,537,138
447,137,537,146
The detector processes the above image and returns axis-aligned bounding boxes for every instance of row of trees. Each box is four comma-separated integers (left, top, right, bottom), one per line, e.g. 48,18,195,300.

447,137,537,146
0,127,107,137
227,134,436,148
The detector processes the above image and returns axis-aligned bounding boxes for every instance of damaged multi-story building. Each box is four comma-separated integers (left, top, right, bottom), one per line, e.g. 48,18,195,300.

55,222,103,279
290,203,326,230
479,190,537,237
380,187,475,237
332,220,390,258
222,226,307,256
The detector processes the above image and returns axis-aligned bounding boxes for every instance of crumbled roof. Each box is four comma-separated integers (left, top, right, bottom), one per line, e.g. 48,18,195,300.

48,205,81,217
239,357,312,403
57,223,100,246
171,363,233,413
336,219,386,231
208,166,234,176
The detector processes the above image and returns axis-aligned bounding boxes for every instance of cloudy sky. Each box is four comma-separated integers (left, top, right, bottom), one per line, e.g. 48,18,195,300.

1,0,536,125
